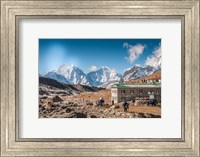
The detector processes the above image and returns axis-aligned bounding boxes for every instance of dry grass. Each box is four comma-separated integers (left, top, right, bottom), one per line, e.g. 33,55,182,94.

63,89,112,104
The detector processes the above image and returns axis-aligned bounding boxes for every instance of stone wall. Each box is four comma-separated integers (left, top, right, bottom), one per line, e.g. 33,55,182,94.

116,87,161,103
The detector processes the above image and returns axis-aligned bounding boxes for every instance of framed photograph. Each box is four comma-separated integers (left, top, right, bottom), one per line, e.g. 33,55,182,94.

0,0,199,156
39,38,162,118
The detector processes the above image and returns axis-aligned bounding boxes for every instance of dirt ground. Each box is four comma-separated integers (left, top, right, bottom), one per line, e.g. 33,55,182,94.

116,105,161,116
63,89,112,104
60,89,161,116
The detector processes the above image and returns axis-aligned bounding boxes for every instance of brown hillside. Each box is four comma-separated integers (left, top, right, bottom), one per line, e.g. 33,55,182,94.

64,89,111,104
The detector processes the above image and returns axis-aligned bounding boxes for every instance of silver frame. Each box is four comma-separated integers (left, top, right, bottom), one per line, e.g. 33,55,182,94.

1,0,199,156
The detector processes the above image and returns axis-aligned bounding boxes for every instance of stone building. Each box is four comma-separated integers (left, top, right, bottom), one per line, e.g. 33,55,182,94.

111,84,161,103
147,78,161,84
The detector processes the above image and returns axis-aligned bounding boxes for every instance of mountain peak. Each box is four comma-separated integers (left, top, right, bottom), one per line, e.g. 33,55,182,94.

100,66,110,70
70,64,76,68
50,69,57,73
123,65,157,81
59,64,67,68
44,63,160,88
134,64,141,67
57,64,68,71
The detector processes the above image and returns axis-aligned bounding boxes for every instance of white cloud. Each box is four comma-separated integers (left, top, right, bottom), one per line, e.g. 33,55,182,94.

145,45,161,68
123,43,145,63
123,42,129,49
88,65,97,72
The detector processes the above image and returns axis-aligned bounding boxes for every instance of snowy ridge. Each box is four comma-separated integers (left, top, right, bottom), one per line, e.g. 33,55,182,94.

84,66,122,86
45,71,70,84
123,65,157,81
56,64,85,84
44,64,160,88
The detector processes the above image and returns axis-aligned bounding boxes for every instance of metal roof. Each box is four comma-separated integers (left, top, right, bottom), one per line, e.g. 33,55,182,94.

112,83,161,88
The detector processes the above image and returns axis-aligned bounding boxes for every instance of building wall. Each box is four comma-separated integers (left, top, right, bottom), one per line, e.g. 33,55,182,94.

111,88,118,103
112,87,161,103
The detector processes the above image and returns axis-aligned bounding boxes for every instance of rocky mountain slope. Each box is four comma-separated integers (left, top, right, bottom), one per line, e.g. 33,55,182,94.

39,76,104,97
45,71,70,84
123,65,157,81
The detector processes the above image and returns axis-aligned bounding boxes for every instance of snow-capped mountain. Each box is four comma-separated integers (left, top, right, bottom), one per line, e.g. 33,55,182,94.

83,66,122,86
123,65,157,81
44,65,122,87
56,64,86,84
44,64,160,88
45,71,70,84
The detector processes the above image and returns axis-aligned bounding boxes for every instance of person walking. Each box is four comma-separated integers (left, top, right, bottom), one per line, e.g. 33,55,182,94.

99,98,102,106
148,91,156,106
111,99,114,105
99,97,105,106
123,100,129,112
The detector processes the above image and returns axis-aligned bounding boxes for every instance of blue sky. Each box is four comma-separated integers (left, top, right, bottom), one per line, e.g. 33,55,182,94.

39,39,161,74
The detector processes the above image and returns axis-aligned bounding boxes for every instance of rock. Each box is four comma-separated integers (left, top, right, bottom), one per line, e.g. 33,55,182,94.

39,103,43,108
110,105,120,109
115,112,121,116
68,101,74,105
90,115,97,118
75,112,87,118
134,100,148,106
39,89,49,95
64,112,77,118
143,113,152,118
99,110,104,113
52,95,63,102
65,108,71,113
104,104,109,107
61,105,67,109
52,102,60,107
86,101,93,106
40,96,48,99
43,100,53,109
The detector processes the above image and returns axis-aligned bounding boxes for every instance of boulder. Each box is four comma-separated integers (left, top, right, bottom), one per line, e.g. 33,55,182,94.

43,100,53,109
52,95,63,102
110,105,120,109
134,100,148,106
65,108,71,113
90,115,97,118
86,101,93,106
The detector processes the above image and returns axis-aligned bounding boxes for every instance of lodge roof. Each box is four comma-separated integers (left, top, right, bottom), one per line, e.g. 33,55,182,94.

112,83,161,88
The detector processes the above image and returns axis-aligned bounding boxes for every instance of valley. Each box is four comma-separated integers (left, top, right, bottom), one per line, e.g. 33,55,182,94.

39,70,161,118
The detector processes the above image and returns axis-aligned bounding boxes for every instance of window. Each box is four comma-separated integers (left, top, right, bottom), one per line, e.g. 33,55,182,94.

121,90,125,94
139,90,144,94
156,90,160,94
131,90,134,94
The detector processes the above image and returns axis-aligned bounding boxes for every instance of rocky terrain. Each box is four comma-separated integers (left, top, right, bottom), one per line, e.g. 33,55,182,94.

39,96,161,118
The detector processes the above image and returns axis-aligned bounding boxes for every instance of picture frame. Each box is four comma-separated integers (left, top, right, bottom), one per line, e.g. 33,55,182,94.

0,0,199,156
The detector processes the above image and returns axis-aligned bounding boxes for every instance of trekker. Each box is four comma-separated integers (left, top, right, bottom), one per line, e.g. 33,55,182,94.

148,91,156,106
99,97,105,106
101,98,105,106
99,98,102,106
132,98,135,104
123,100,129,112
111,99,114,105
